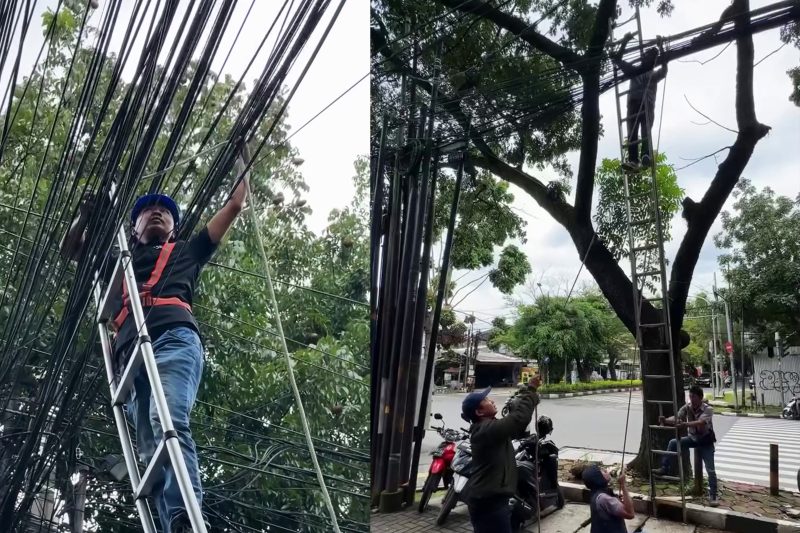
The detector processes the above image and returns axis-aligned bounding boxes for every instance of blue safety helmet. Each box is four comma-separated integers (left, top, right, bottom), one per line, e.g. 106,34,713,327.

130,194,180,226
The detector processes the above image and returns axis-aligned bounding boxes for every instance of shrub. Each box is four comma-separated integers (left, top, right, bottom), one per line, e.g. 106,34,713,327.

538,379,642,394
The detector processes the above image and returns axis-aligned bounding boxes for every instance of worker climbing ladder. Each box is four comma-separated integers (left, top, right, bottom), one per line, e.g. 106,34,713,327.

91,205,208,533
610,6,687,522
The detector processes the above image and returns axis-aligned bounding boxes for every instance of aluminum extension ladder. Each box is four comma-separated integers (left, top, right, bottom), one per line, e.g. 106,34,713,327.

92,224,208,533
610,6,687,521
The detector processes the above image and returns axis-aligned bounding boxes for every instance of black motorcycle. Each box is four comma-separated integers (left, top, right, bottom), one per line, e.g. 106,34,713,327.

510,417,564,532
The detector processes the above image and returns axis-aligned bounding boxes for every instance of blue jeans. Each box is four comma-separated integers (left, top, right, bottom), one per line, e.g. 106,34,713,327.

126,327,204,532
661,436,717,499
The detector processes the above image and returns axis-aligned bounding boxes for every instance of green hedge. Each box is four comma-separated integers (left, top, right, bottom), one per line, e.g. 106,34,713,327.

537,380,642,394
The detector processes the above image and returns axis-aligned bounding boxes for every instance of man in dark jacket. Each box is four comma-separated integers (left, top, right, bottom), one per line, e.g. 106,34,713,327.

460,376,540,533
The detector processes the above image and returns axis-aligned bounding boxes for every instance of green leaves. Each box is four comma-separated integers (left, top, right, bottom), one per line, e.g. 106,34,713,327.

714,179,800,346
503,292,633,382
594,153,683,263
488,244,532,294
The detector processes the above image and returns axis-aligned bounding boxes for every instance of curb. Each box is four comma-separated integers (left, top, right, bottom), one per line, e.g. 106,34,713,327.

560,481,800,532
541,387,641,399
719,411,782,419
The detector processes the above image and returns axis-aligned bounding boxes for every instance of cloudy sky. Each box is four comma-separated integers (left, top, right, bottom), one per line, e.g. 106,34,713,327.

449,0,800,330
2,1,368,235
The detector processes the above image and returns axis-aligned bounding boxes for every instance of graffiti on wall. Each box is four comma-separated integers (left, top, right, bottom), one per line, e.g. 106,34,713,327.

758,370,800,395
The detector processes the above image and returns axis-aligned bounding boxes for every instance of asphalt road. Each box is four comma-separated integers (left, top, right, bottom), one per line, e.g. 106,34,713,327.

418,388,738,473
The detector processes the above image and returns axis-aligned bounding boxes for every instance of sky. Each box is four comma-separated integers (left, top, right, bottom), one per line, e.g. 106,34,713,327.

449,0,800,330
2,0,368,235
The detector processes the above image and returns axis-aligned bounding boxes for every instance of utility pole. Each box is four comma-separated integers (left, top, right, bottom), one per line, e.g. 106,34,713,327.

722,291,739,409
715,273,739,408
775,332,786,406
710,303,721,398
740,303,746,407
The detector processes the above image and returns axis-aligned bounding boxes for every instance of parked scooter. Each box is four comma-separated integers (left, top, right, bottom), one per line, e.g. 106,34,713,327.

509,416,564,532
418,413,469,512
782,396,800,420
435,438,472,525
434,416,564,527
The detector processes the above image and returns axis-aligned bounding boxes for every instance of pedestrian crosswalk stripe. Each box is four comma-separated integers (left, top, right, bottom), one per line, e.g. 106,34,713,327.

714,418,799,492
714,451,800,468
717,436,800,452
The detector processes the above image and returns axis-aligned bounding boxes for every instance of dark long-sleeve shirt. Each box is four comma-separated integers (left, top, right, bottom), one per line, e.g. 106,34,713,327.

464,387,540,501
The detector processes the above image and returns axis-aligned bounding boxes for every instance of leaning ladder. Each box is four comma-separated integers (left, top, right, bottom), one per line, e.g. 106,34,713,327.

92,224,208,533
610,6,687,521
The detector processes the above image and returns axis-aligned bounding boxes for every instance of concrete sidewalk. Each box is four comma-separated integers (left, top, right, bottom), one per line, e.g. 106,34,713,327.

371,501,727,533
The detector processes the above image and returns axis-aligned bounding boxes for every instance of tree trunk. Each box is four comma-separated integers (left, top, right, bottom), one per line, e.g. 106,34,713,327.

608,356,618,380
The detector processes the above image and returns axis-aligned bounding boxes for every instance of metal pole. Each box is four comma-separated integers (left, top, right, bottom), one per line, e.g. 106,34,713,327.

415,139,469,476
776,332,785,407
72,465,88,533
722,297,739,408
407,149,440,504
711,304,720,397
740,304,746,409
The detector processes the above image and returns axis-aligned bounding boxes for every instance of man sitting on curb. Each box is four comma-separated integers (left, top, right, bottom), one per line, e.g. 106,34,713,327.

583,465,636,533
653,384,719,506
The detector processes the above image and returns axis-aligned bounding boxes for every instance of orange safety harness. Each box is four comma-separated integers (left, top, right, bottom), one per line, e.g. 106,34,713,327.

112,242,192,331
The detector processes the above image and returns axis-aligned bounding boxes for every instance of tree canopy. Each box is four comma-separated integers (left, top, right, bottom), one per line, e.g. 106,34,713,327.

715,179,800,346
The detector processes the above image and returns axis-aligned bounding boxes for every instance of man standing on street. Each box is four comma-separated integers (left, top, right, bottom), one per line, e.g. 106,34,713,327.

582,465,635,533
653,385,719,506
460,376,540,533
61,163,249,532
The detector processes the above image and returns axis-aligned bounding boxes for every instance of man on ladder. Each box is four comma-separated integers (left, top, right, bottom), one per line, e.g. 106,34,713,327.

612,33,667,171
61,169,249,532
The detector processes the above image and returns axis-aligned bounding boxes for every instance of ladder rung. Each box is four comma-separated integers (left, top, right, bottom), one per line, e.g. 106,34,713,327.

630,218,655,227
135,438,169,499
652,450,680,456
644,374,673,379
634,270,661,278
646,399,674,405
111,335,150,406
98,252,129,323
632,244,659,253
640,322,667,328
649,424,679,430
617,88,630,98
642,348,671,354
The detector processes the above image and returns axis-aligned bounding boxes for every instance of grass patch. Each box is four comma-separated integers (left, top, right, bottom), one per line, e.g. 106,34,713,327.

539,380,642,394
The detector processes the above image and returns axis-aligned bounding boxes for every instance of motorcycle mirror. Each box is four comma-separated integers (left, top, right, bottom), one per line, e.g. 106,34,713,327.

433,413,443,420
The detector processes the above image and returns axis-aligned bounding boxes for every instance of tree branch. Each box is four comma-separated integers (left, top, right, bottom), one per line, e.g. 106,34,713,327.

471,154,575,228
574,0,617,226
437,0,583,69
669,0,771,332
